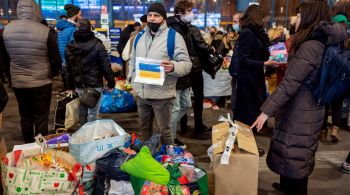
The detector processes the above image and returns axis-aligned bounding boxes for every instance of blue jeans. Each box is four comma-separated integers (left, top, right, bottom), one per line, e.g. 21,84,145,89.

171,88,192,139
76,87,102,125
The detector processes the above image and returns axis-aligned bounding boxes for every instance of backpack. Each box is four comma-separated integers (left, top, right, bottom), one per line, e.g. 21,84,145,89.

133,28,176,60
307,42,350,106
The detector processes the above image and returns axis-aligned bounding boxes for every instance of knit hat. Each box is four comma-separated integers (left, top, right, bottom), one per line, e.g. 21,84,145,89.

147,3,167,19
332,14,349,25
140,14,147,23
64,4,80,18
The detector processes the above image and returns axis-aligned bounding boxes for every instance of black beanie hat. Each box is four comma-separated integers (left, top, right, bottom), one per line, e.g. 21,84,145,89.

64,4,80,18
140,14,147,23
147,3,167,19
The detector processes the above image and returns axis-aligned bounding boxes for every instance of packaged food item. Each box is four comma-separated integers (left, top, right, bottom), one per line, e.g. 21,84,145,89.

140,180,168,195
269,42,288,63
46,133,70,145
17,150,78,173
1,149,82,194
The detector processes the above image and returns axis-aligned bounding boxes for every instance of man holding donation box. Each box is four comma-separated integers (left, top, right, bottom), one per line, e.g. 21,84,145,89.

127,3,192,145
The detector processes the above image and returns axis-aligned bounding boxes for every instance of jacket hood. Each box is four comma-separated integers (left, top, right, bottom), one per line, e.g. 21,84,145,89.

56,19,76,31
17,0,42,22
166,16,188,32
311,22,348,45
67,33,99,56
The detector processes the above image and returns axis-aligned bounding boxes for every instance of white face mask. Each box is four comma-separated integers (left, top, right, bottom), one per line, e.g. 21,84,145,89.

180,12,194,23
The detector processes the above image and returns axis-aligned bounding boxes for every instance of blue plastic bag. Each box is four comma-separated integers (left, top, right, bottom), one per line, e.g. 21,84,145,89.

100,89,135,113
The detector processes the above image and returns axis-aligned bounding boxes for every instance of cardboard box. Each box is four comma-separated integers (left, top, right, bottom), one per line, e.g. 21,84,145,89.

207,167,215,195
211,121,259,195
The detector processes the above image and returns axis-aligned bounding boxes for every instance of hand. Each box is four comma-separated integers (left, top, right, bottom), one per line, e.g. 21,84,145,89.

250,112,268,132
160,60,174,73
65,90,75,98
264,60,281,67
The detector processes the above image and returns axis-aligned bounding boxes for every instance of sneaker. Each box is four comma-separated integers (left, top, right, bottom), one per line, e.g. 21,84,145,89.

174,138,187,149
339,162,350,174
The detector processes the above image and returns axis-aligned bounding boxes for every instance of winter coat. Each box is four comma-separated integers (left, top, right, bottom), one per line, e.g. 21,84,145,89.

64,30,115,89
167,16,212,89
167,16,213,73
128,23,192,99
210,31,224,51
261,22,348,179
2,0,61,88
217,34,238,56
117,25,134,56
229,26,270,126
56,19,76,64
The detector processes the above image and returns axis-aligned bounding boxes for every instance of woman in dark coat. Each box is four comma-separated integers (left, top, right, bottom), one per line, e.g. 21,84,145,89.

229,5,278,127
251,1,348,194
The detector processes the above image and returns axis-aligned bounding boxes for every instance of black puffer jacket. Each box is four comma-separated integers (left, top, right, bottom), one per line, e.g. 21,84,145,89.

167,16,213,73
64,30,115,89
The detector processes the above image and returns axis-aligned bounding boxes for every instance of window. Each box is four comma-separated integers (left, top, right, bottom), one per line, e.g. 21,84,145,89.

74,0,101,26
41,0,72,19
112,0,147,22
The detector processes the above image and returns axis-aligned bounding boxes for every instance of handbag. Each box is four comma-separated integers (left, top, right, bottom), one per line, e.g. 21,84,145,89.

203,52,223,79
80,88,101,108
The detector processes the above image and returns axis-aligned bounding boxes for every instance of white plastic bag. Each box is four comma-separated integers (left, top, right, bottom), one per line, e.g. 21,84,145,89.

69,120,128,181
108,180,134,195
65,98,80,129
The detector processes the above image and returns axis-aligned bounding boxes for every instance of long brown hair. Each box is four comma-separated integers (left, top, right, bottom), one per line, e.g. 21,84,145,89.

240,5,264,29
290,1,331,56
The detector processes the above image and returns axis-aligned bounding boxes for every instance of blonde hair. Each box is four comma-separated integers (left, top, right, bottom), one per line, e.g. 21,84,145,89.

268,28,282,41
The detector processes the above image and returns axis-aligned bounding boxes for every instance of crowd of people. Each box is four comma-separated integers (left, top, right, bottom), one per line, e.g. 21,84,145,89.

0,0,350,194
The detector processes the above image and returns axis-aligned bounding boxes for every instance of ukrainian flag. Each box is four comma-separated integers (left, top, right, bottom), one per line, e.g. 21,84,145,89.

139,63,161,79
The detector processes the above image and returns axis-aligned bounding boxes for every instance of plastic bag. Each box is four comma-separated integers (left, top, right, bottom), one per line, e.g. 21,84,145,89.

123,133,143,150
155,145,194,165
94,147,135,194
134,134,161,155
69,119,128,181
53,92,79,130
109,180,134,195
121,146,170,186
100,89,135,113
166,163,191,195
65,98,80,129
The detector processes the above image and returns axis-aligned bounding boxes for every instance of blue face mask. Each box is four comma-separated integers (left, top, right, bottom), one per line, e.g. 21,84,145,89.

233,24,240,32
